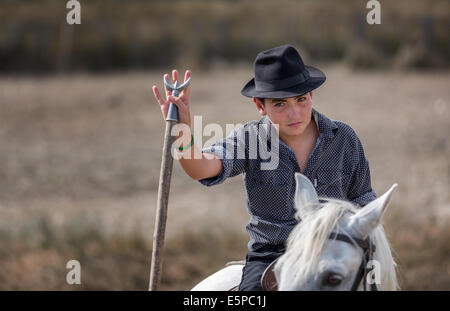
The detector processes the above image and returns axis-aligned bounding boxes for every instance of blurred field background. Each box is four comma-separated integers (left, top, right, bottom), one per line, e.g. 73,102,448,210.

0,0,449,290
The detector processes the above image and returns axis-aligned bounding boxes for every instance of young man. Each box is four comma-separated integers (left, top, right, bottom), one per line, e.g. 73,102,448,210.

152,44,377,291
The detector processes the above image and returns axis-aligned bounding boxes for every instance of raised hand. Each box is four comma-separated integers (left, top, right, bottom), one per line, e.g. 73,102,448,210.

152,69,192,127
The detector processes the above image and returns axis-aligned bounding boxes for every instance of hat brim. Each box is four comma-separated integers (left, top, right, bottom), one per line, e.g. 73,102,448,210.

241,65,326,99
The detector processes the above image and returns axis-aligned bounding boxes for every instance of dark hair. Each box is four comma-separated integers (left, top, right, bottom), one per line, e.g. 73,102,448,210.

256,98,266,105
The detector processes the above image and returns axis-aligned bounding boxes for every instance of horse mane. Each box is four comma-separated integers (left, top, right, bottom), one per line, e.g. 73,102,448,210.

276,198,399,290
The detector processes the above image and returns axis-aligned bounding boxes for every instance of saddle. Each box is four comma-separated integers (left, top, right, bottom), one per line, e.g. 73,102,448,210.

261,258,279,291
226,259,279,291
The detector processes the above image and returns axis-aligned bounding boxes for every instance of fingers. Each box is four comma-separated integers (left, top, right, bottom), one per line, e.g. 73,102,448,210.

164,69,181,97
153,85,170,119
163,74,172,97
182,70,191,99
165,69,190,84
172,69,179,84
163,69,191,101
168,94,187,108
152,85,165,106
184,70,191,82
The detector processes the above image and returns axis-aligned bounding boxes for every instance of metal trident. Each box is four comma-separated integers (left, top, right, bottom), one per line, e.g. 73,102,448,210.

149,75,191,291
163,76,191,122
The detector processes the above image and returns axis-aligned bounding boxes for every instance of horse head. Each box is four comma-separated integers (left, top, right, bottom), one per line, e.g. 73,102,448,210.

274,173,399,291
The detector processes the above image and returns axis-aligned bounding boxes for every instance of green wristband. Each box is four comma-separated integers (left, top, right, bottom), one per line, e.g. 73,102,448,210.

178,135,194,151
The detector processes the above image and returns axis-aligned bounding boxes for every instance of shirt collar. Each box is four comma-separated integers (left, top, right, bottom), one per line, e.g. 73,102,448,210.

311,108,338,138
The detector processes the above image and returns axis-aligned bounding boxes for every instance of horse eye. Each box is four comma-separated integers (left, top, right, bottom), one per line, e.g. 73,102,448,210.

323,273,343,287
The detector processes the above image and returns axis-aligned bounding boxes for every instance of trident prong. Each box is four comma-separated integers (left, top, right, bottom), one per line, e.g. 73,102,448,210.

163,76,191,122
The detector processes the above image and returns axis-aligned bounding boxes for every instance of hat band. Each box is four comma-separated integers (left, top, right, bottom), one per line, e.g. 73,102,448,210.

254,70,310,92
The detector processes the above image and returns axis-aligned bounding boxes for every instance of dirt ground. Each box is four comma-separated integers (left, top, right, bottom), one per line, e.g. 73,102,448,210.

0,65,449,290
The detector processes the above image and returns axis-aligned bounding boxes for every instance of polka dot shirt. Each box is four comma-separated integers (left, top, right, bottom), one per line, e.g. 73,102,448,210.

199,108,377,251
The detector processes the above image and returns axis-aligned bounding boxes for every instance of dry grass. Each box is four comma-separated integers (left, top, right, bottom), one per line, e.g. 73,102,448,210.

0,208,248,290
0,65,448,290
387,214,450,290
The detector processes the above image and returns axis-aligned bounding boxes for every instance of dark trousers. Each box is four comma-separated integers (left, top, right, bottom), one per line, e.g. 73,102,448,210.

238,244,285,291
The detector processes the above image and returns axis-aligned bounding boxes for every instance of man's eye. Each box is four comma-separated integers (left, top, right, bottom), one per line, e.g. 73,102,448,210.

275,102,285,107
298,97,306,102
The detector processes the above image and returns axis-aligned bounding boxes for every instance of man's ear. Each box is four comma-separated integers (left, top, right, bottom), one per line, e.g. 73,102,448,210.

309,91,313,99
254,98,267,116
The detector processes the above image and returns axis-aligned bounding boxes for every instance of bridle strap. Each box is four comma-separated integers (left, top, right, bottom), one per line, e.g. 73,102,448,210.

351,253,368,291
328,232,378,291
329,232,375,252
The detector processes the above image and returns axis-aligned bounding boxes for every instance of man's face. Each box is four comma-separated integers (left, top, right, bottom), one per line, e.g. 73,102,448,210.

254,92,313,138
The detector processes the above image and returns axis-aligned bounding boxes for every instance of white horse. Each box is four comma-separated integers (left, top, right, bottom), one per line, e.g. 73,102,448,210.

192,173,399,291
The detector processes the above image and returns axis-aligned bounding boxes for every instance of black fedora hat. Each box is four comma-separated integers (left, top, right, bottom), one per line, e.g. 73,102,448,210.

241,44,326,99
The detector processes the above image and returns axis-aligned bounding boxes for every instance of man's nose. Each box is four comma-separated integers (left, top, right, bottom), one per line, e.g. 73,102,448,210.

287,103,301,118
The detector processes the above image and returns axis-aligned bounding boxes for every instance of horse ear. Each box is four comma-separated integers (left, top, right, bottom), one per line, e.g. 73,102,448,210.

294,173,319,215
349,184,398,239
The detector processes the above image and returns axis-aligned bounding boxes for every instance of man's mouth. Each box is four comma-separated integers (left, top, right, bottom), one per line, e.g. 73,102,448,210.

288,121,302,127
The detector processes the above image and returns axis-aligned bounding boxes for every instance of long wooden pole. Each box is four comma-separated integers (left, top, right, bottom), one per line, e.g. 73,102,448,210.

149,120,176,291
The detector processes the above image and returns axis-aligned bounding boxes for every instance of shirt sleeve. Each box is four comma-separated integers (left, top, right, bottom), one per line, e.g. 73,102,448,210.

347,136,377,207
198,127,248,187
